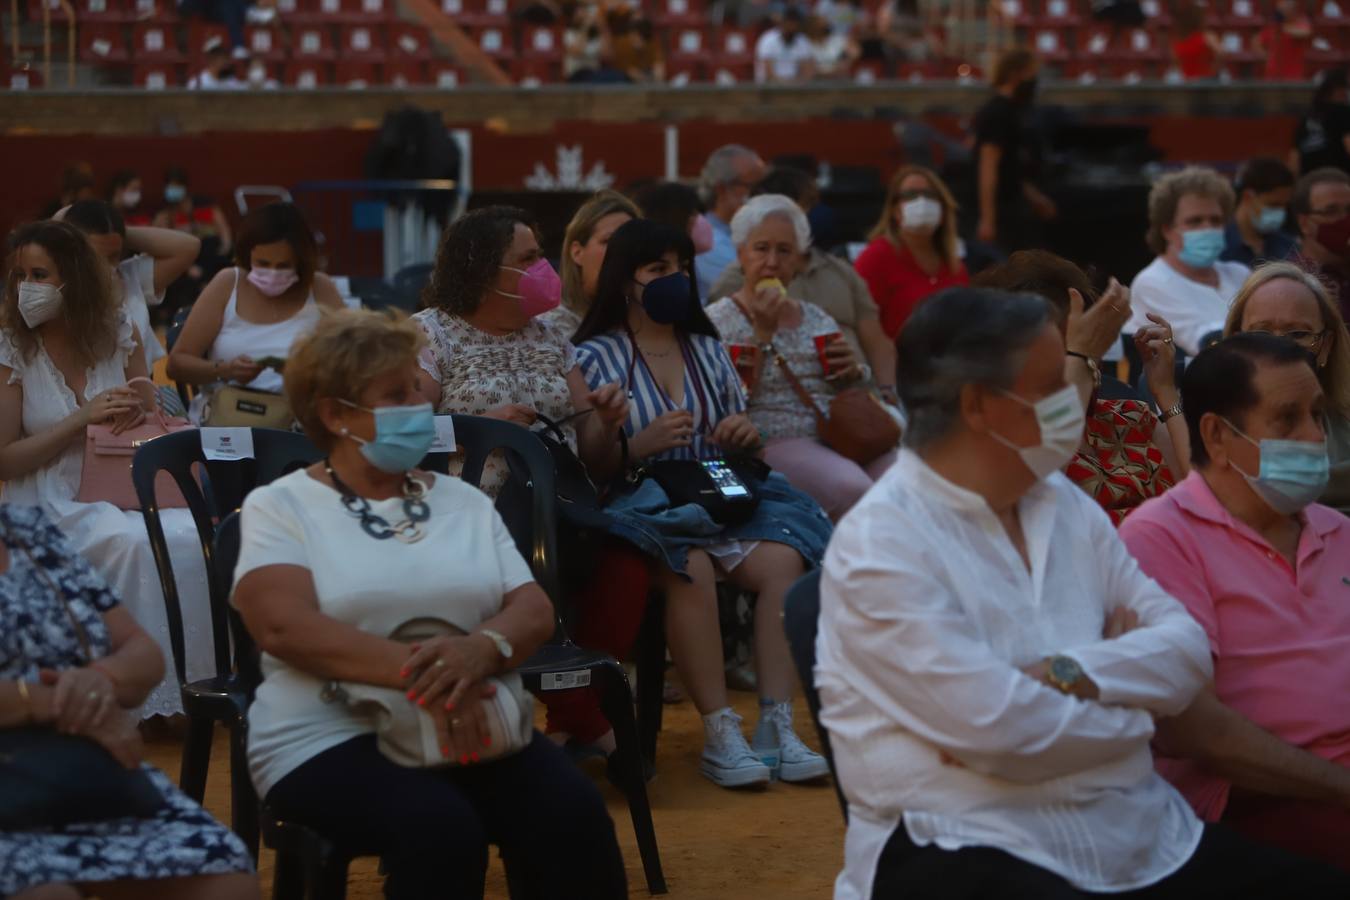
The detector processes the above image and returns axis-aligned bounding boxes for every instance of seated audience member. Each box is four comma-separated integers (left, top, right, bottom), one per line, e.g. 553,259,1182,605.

976,250,1185,523
0,222,211,718
1222,157,1298,266
755,7,817,84
1120,334,1350,873
39,163,96,219
633,180,714,261
1293,69,1350,176
817,285,1350,899
609,12,665,83
1,505,256,900
108,169,151,227
710,167,897,403
1126,167,1250,357
1257,0,1312,82
186,37,241,90
231,309,627,898
412,206,628,496
62,200,201,374
696,145,767,301
1289,167,1350,320
153,165,233,310
575,218,832,787
706,195,896,519
1223,261,1350,510
1170,3,1220,80
853,164,969,341
168,202,342,424
805,13,857,77
542,189,640,338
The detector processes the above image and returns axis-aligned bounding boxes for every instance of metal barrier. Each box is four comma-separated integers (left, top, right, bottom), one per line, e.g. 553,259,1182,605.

290,179,457,280
9,0,74,87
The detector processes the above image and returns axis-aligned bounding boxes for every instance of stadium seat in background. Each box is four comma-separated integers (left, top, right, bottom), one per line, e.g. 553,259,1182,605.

5,66,44,89
473,26,515,63
25,0,71,24
132,0,179,21
132,23,184,63
442,0,510,28
187,22,231,61
284,59,329,87
80,23,131,64
133,62,180,88
1036,0,1083,28
341,24,388,64
652,0,707,28
74,0,131,24
388,23,434,62
385,59,429,85
244,26,286,63
334,59,378,86
1031,28,1072,63
291,24,338,62
430,61,464,87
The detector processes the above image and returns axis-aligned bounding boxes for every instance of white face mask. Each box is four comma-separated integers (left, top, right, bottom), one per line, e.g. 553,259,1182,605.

988,383,1085,480
900,196,943,233
17,281,64,328
120,189,141,209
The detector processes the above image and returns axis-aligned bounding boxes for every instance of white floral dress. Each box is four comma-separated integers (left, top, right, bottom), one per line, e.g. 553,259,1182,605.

413,308,580,496
0,504,253,895
0,313,213,718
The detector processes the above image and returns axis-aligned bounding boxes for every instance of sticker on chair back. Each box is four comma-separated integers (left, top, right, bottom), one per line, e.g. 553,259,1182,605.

200,427,255,461
429,416,456,453
538,671,591,691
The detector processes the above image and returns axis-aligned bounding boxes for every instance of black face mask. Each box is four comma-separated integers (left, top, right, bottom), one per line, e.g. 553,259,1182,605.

1012,77,1038,106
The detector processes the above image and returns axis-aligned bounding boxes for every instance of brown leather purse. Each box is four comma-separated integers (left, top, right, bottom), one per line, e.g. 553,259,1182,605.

772,350,901,467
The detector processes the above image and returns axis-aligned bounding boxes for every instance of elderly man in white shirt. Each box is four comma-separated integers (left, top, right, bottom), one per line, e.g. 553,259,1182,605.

817,285,1350,899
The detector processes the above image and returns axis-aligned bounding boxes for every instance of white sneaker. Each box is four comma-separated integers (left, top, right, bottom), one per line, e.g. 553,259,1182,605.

753,700,830,783
700,709,771,788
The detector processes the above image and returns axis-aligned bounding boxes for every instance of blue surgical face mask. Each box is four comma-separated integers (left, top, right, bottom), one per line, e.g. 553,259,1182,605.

1178,228,1225,269
635,271,695,324
339,400,437,474
164,184,187,204
1254,205,1287,235
1222,417,1329,515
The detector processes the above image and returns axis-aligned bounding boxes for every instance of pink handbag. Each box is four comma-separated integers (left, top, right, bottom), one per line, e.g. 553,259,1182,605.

76,377,194,511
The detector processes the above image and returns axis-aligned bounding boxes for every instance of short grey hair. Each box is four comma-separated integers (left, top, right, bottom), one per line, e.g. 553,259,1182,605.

897,287,1051,448
729,194,813,252
699,144,758,202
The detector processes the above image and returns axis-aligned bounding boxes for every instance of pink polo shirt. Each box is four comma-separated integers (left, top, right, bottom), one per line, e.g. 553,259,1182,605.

1119,471,1350,820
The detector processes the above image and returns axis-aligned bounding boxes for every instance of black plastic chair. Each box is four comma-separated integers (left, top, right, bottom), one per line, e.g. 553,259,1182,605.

782,569,849,822
164,303,196,411
221,415,666,897
131,427,323,859
391,262,433,309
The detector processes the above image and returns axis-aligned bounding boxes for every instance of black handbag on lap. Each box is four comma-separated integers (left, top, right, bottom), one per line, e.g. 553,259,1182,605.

0,545,165,830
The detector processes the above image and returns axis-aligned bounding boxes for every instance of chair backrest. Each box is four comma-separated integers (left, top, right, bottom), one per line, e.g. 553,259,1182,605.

391,262,433,308
213,510,263,696
782,568,849,822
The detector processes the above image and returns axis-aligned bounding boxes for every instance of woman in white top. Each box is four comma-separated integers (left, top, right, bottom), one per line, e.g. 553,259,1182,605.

706,194,894,521
168,202,341,423
232,309,627,899
61,199,201,374
0,220,212,718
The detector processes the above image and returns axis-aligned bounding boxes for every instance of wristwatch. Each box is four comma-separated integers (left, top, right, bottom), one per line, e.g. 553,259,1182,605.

477,628,514,661
1043,655,1087,696
1159,402,1184,423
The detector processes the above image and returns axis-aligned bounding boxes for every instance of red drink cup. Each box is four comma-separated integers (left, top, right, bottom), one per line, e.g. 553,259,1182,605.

728,343,760,392
814,332,843,375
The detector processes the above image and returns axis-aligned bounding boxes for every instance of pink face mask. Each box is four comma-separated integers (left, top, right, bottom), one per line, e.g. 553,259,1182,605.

690,214,715,254
498,259,562,318
248,266,299,298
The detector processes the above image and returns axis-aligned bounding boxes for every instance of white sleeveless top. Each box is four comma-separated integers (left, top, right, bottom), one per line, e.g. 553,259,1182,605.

208,268,320,395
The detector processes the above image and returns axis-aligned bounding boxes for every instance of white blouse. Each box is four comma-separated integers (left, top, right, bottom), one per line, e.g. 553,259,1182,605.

818,450,1213,898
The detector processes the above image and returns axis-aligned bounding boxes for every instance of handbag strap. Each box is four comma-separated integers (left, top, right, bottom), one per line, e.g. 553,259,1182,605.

125,376,171,430
770,348,829,429
17,545,93,663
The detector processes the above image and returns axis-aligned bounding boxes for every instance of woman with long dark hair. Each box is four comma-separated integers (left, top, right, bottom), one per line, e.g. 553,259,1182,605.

574,218,833,789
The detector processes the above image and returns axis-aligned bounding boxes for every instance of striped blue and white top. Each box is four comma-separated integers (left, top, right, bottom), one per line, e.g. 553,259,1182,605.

576,331,747,463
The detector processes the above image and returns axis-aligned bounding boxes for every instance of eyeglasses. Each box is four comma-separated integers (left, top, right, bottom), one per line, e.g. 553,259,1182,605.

1244,329,1327,350
1310,206,1350,219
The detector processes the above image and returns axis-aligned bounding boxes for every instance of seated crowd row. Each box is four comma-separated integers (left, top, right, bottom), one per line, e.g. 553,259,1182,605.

3,141,1350,897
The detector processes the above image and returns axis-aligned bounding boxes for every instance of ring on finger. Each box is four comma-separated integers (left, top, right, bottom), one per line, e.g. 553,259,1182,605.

433,658,447,668
450,717,462,728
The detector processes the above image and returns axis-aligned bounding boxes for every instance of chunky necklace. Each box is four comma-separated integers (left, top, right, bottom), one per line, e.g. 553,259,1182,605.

323,459,430,543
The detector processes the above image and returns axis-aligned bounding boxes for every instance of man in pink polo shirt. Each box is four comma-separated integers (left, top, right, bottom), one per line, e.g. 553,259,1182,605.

1121,332,1350,873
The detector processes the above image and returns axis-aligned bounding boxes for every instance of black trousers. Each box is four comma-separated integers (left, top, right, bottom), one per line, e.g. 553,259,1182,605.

870,820,1350,899
267,732,628,900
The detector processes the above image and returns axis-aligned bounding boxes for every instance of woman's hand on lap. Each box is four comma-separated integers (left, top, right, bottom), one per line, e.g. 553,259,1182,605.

402,634,499,712
81,387,141,428
427,681,497,765
39,665,117,734
633,410,694,457
220,355,264,384
823,338,863,382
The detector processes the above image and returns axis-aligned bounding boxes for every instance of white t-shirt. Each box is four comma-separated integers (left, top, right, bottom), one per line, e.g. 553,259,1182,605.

1120,256,1250,359
117,254,165,369
233,468,536,796
755,28,815,82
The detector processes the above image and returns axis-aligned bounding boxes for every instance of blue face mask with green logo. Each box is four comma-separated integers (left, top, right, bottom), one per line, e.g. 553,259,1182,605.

1223,418,1329,515
1178,228,1225,269
339,400,437,473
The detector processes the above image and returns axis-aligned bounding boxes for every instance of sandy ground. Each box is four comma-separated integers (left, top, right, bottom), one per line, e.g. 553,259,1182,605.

144,688,846,899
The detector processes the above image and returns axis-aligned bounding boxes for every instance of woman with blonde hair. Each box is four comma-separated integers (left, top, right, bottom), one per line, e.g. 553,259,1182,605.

540,189,641,338
1224,261,1350,510
853,163,968,339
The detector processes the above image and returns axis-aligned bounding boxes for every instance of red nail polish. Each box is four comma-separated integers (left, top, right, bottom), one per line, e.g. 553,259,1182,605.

399,668,409,679
441,745,450,757
418,697,427,707
406,690,417,701
445,701,455,712
460,754,470,765
470,752,480,763
482,735,492,748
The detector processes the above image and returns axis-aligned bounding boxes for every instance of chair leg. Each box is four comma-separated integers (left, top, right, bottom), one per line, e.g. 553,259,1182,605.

178,714,214,802
597,662,668,895
271,847,305,900
634,599,666,767
312,839,349,900
228,720,260,860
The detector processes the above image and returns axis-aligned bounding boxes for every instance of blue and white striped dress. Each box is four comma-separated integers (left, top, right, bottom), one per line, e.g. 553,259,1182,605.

576,330,748,463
